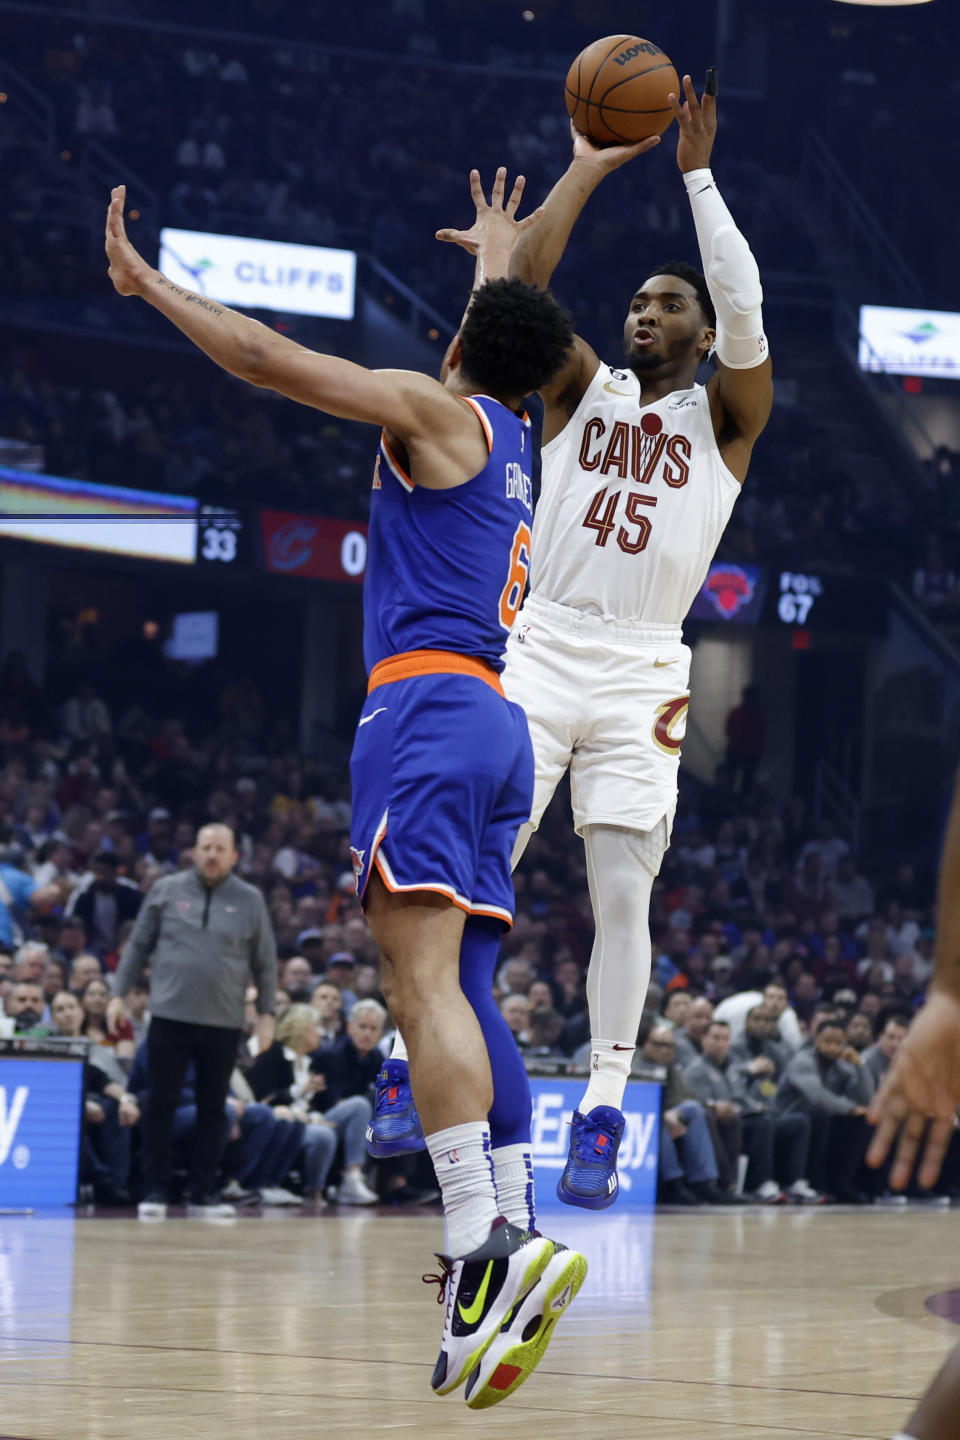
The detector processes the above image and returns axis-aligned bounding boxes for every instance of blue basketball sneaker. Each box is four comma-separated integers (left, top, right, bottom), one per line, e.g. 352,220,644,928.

365,1058,426,1159
556,1105,626,1210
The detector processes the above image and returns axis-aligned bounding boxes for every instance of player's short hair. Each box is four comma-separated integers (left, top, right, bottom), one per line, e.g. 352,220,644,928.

459,278,575,399
647,260,717,330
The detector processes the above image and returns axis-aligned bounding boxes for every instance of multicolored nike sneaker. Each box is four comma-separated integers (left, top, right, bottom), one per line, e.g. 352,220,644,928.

424,1218,553,1396
464,1238,587,1409
556,1105,626,1209
365,1058,425,1158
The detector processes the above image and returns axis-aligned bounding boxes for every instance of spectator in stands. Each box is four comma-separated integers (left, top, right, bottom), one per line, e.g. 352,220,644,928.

662,990,693,1029
0,845,61,947
859,1011,910,1096
112,822,277,1219
724,686,765,797
642,1024,729,1206
774,1018,872,1202
715,978,802,1050
499,992,531,1048
281,955,314,1000
674,995,715,1067
681,1021,745,1199
523,1007,567,1059
828,855,875,927
65,852,142,957
322,952,359,1011
311,978,344,1043
70,952,103,993
5,978,50,1034
247,1003,376,1205
62,681,112,742
844,1011,875,1056
80,977,135,1060
123,981,151,1047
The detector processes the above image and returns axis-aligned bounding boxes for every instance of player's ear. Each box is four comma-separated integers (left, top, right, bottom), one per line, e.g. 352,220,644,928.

439,333,463,383
698,326,716,360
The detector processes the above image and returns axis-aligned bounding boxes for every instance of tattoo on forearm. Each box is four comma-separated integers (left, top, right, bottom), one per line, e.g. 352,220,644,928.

155,276,225,317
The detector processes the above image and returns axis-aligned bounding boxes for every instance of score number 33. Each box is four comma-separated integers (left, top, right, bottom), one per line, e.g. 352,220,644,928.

582,487,657,554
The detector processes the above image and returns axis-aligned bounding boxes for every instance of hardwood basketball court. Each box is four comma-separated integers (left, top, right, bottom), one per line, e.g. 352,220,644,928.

1,1206,956,1438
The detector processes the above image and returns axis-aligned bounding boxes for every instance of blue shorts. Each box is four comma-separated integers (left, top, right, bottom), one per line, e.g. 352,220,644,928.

349,661,533,929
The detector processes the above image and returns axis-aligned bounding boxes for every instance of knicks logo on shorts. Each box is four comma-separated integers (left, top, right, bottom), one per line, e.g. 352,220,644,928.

652,697,689,754
350,846,366,883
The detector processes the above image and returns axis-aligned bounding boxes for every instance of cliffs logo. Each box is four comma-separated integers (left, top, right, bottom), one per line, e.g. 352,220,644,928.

0,1085,29,1167
269,519,319,572
705,565,756,618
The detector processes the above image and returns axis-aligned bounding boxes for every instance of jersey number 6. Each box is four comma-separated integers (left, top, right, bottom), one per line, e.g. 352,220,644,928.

499,521,532,630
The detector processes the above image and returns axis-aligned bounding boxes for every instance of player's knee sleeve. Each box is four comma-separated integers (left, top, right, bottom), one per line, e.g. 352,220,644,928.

683,168,768,371
459,917,532,1148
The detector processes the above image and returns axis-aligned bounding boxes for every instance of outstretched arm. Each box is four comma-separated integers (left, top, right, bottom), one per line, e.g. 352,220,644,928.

867,776,960,1190
437,166,542,302
669,71,773,478
508,126,660,292
105,186,456,447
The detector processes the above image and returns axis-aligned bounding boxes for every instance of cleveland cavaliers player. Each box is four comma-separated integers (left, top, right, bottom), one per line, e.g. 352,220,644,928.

369,72,773,1209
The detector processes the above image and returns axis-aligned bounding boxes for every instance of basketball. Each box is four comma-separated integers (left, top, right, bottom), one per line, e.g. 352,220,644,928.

565,34,679,146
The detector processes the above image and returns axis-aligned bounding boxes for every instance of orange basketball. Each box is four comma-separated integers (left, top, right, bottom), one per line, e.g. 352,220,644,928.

565,34,679,145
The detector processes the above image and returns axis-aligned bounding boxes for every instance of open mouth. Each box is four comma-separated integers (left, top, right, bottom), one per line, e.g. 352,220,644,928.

633,327,656,349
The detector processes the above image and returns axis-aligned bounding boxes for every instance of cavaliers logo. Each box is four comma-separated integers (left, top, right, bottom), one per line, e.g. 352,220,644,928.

653,697,689,754
704,565,756,619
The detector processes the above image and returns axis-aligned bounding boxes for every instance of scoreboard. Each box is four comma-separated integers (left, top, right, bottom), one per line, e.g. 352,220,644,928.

689,561,887,636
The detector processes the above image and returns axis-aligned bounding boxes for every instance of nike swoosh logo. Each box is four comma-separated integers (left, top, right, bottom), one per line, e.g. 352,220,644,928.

358,707,388,726
612,1044,633,1051
653,659,676,668
458,1260,494,1326
603,381,635,397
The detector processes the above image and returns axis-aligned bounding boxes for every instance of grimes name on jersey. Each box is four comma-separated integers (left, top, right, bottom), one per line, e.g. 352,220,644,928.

505,461,533,511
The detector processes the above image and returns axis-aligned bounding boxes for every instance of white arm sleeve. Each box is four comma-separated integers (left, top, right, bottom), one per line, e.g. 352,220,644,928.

683,167,769,371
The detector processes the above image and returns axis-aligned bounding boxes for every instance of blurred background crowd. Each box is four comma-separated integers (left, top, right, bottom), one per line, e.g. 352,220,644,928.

0,659,943,1210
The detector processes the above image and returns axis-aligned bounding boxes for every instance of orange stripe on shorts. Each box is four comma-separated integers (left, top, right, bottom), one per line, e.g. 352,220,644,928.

367,649,504,696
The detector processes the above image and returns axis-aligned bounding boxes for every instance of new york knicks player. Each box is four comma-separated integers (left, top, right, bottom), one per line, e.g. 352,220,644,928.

868,776,960,1440
105,176,585,1407
373,71,774,1208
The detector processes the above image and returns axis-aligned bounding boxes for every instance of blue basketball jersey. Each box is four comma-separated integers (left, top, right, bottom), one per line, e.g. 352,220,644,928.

362,396,533,674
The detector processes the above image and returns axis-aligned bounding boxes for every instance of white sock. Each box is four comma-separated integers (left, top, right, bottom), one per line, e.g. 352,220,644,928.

580,1039,634,1113
425,1121,499,1256
491,1144,536,1232
389,1030,408,1063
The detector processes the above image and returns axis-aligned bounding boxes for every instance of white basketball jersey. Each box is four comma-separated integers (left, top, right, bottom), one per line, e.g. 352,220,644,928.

529,363,741,624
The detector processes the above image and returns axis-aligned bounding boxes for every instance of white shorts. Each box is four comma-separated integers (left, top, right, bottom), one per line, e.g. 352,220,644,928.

502,593,691,837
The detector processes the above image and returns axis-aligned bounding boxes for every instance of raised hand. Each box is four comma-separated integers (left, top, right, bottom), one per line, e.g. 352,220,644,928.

569,119,662,175
668,69,719,175
105,184,149,296
436,166,543,268
866,988,960,1191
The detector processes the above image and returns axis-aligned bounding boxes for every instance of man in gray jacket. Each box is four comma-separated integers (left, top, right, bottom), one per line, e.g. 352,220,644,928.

775,1018,872,1203
110,824,277,1218
686,1021,818,1203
